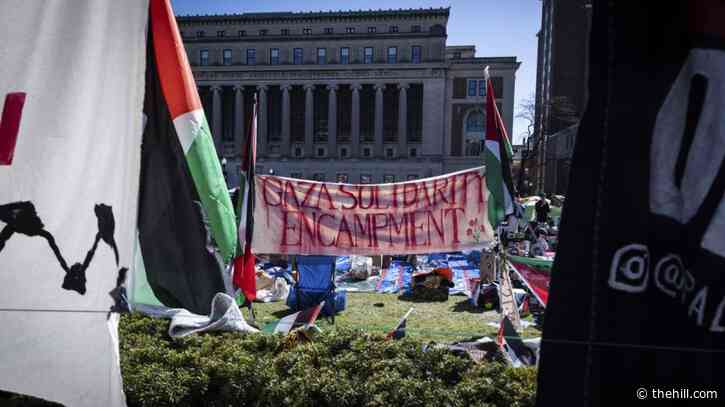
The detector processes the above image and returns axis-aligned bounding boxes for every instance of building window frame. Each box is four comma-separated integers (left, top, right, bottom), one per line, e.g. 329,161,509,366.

336,173,349,183
293,48,303,65
346,27,356,33
411,45,422,64
339,146,349,158
324,27,334,34
303,27,312,35
238,30,246,37
259,29,268,36
313,173,326,182
222,49,232,65
389,25,399,33
367,26,377,33
411,25,421,33
364,47,374,64
269,48,280,65
340,47,350,64
293,146,303,158
316,146,327,157
317,48,327,65
360,174,373,184
408,147,418,157
199,49,209,66
468,79,478,97
407,174,419,181
216,30,225,37
196,30,205,38
387,47,397,64
281,28,289,36
246,48,257,65
383,174,395,183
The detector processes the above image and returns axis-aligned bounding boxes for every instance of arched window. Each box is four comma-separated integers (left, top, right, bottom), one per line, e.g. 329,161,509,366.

464,110,485,156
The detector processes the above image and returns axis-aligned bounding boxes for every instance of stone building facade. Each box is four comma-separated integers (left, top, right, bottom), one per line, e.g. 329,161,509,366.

177,8,519,186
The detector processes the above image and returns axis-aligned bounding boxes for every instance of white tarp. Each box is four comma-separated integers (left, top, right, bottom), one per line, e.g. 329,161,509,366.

0,1,149,406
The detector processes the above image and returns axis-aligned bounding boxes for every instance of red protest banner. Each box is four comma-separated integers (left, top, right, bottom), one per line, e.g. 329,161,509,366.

252,167,493,256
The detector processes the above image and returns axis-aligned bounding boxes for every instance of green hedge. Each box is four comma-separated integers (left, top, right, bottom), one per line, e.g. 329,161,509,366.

120,314,536,407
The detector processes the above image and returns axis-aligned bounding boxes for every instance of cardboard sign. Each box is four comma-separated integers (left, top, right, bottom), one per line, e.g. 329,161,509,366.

252,167,494,255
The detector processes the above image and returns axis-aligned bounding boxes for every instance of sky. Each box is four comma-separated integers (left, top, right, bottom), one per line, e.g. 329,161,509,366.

171,0,541,144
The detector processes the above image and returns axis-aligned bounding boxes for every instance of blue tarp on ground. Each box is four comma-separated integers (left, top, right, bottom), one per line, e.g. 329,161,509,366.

371,254,480,296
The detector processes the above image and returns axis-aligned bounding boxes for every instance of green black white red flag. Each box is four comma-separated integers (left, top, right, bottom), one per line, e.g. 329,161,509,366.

483,67,516,227
135,0,238,315
232,97,258,302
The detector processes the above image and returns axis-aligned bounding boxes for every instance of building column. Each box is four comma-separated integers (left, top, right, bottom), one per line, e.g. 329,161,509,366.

211,85,222,153
327,84,338,157
281,83,291,157
256,85,268,157
304,84,314,156
374,83,385,157
351,83,361,158
234,85,245,155
397,83,408,158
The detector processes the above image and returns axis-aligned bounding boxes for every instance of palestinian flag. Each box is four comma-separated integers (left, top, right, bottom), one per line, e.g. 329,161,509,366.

483,67,516,227
496,316,534,366
262,301,324,334
232,97,258,302
386,307,414,340
134,0,237,315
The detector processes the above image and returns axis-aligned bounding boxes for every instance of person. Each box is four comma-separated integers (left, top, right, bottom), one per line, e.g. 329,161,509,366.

535,194,551,224
530,228,550,257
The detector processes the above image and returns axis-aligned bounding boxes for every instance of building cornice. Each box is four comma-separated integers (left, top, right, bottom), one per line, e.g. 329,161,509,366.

176,7,450,25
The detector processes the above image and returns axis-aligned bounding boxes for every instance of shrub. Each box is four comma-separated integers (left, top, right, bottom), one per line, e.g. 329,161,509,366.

119,313,536,407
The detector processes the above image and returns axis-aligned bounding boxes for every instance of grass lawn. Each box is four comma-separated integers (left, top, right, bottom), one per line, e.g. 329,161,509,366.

251,292,542,343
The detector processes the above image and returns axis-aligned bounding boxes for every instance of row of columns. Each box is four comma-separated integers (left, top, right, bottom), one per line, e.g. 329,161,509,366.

209,83,412,158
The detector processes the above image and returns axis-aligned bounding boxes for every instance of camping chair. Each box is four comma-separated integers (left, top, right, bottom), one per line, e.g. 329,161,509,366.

287,255,345,322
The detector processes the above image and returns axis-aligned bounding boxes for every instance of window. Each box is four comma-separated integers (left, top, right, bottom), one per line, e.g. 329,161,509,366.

411,46,422,63
407,174,419,181
291,172,303,179
293,147,303,157
293,48,303,65
411,25,421,33
387,47,397,64
364,47,374,64
389,25,399,33
317,48,326,64
336,173,349,183
367,26,377,33
303,28,312,35
324,27,333,34
385,147,395,158
259,29,267,36
468,80,478,97
383,174,395,183
360,174,372,184
281,28,289,36
362,146,372,157
222,49,232,65
313,173,326,181
196,30,205,38
316,147,326,157
409,147,417,157
238,30,246,37
346,27,356,33
466,111,485,132
479,80,486,96
270,48,280,65
199,49,209,66
246,48,256,65
339,147,348,157
340,47,350,64
453,51,462,59
217,30,225,37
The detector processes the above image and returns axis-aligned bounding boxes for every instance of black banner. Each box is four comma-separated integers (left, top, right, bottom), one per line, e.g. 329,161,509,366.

538,1,724,405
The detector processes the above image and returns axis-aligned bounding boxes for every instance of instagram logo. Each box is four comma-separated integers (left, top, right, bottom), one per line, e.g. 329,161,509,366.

608,244,650,293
